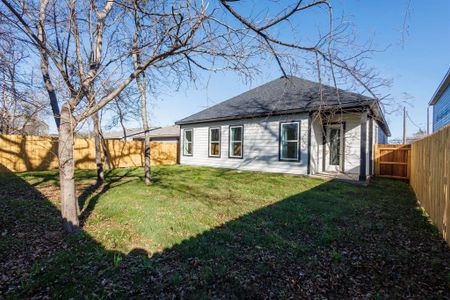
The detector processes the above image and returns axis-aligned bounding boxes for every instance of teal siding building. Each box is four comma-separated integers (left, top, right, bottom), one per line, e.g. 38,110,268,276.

430,69,450,132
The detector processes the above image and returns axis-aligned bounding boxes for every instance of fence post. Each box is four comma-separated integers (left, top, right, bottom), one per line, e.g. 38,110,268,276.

374,143,379,176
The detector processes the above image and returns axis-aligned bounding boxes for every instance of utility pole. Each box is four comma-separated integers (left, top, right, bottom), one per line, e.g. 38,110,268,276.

426,106,430,135
403,107,406,144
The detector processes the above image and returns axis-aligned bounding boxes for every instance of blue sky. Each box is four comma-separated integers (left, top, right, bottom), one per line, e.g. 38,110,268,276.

72,0,450,140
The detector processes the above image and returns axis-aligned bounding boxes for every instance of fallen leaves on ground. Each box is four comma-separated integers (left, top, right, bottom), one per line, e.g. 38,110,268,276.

1,169,449,299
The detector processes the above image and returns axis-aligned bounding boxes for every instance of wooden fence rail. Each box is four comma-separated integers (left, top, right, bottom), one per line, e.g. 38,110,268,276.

410,125,449,246
0,134,178,172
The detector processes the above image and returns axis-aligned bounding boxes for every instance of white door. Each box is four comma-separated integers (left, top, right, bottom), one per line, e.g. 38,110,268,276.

325,124,344,172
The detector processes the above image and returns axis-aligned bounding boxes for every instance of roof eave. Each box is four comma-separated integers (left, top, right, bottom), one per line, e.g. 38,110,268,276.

429,68,450,105
369,101,391,137
175,101,380,126
176,107,320,125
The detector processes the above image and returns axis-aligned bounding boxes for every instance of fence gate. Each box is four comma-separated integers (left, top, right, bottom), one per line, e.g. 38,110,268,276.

374,144,411,180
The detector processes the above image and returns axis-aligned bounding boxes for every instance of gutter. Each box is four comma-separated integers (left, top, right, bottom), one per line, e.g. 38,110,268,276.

176,102,375,125
176,102,391,137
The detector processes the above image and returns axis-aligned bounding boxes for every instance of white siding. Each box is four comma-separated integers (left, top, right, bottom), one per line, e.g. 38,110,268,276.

309,112,365,175
180,114,309,175
343,114,363,174
181,111,375,177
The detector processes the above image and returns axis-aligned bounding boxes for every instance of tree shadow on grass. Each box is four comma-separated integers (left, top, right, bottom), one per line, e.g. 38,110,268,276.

77,167,144,225
1,164,449,298
0,165,66,296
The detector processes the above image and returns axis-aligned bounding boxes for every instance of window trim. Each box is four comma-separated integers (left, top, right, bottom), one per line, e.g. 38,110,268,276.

228,125,244,159
208,127,221,158
279,121,301,162
183,128,193,156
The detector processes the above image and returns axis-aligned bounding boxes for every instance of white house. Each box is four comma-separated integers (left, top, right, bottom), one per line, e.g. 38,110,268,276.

175,76,390,181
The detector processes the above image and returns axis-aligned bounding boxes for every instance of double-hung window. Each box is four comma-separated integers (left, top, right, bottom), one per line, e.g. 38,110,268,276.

209,127,221,157
183,129,193,156
280,122,300,161
229,125,243,158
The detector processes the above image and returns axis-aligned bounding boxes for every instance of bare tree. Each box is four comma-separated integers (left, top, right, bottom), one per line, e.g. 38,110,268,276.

217,0,393,152
131,0,152,185
102,88,140,139
1,0,391,233
0,36,47,135
0,0,250,232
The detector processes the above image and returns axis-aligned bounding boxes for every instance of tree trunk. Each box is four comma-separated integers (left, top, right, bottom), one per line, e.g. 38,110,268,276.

114,99,128,140
59,103,79,233
92,112,104,182
137,76,151,185
131,1,151,185
143,130,151,184
101,134,111,170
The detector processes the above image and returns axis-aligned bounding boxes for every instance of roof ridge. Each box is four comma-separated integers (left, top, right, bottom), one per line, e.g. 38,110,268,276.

175,76,383,131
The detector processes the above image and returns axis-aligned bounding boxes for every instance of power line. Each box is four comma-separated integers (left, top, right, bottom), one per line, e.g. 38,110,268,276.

406,111,423,131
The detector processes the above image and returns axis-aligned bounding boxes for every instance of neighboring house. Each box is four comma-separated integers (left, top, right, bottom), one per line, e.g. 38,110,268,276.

133,125,180,143
389,129,427,145
377,126,388,144
429,68,450,132
103,126,180,142
0,114,49,136
175,76,391,181
103,127,157,140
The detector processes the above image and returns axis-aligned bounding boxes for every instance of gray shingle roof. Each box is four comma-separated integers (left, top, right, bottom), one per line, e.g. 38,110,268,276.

176,76,390,136
144,125,180,138
104,126,180,140
103,127,158,139
134,125,180,138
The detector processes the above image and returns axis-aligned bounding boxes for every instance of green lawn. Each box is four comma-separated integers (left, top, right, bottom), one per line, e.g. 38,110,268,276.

1,165,449,298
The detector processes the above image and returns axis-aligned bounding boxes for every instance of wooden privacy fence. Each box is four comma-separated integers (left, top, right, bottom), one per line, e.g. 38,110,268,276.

0,134,178,172
375,125,450,246
410,125,449,246
374,144,411,180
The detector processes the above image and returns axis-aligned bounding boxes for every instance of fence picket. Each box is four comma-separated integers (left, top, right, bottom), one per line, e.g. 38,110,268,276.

0,134,178,172
409,125,450,246
374,125,449,246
